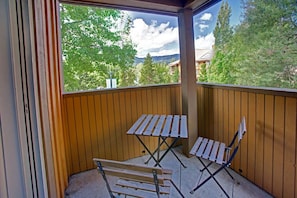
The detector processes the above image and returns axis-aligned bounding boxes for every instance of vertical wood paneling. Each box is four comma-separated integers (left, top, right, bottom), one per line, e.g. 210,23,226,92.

240,92,248,177
107,93,117,160
213,88,219,141
255,94,265,188
208,88,214,139
217,89,224,142
263,95,274,193
65,97,78,173
80,96,93,169
197,87,205,137
94,95,105,159
140,90,150,152
165,88,171,113
283,97,296,198
119,92,129,160
247,93,256,181
204,88,210,138
62,84,296,198
130,90,140,156
113,92,124,161
170,87,177,113
62,98,70,174
125,91,134,159
273,96,285,197
146,89,155,151
135,90,144,155
87,96,99,163
233,91,241,172
223,90,229,145
73,96,87,170
101,94,112,159
228,90,235,150
151,88,159,150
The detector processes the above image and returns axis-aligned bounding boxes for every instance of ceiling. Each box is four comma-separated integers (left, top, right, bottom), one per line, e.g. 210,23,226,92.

63,0,220,15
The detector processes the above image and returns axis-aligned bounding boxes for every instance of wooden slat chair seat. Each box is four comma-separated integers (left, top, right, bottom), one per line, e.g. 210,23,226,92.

93,158,184,198
189,117,247,198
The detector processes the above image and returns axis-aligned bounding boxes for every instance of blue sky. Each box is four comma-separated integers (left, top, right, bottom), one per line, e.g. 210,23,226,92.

127,0,242,58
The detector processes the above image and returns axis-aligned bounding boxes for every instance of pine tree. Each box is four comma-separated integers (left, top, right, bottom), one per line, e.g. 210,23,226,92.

139,53,154,85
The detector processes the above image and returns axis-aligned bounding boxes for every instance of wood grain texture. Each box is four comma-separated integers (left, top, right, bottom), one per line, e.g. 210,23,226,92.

62,84,297,198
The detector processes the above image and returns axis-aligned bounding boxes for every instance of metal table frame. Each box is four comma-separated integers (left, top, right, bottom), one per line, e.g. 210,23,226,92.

127,114,188,168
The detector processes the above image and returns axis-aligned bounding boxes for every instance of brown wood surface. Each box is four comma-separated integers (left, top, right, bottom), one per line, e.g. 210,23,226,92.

62,84,297,198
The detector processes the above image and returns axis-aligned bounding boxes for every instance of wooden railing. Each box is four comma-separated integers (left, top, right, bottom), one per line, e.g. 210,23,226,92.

62,83,296,198
196,83,297,198
62,84,181,175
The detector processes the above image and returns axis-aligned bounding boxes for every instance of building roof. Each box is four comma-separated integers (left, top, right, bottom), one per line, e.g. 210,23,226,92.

168,48,214,67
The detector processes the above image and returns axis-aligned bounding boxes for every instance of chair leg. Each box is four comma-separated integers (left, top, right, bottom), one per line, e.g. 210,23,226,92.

190,158,230,198
224,167,234,180
170,179,185,198
160,137,187,168
200,161,212,172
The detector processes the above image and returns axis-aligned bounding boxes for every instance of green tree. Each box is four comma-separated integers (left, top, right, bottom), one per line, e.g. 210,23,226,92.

60,3,136,91
118,66,136,87
139,53,172,85
139,53,154,85
198,63,208,82
213,1,233,47
234,0,297,88
153,62,172,84
172,67,180,83
208,1,235,84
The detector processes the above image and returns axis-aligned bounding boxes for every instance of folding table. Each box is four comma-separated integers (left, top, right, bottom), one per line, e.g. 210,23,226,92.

127,114,188,168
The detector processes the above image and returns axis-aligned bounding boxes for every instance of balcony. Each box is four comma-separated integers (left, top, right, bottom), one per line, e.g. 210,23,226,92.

62,83,297,197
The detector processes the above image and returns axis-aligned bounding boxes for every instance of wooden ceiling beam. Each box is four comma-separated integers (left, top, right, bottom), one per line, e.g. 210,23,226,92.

61,0,213,14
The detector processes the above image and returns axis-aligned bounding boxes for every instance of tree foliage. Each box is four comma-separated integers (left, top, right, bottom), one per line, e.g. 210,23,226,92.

234,0,297,88
208,1,235,84
60,3,136,91
139,53,173,85
207,0,297,89
213,1,233,47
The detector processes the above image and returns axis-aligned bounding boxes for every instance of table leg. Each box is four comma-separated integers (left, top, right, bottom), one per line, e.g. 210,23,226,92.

136,135,162,167
144,137,167,164
155,137,187,168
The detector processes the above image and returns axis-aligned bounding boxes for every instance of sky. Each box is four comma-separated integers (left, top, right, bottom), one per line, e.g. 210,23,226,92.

126,0,243,58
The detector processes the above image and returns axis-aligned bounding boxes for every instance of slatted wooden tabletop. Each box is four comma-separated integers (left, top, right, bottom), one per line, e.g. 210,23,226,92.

127,114,188,138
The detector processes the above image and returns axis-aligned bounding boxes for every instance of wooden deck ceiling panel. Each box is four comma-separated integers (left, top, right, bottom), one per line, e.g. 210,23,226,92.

62,0,211,14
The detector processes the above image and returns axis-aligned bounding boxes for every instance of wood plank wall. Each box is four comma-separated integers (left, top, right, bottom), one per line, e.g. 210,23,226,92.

62,84,181,175
197,84,297,198
62,83,296,198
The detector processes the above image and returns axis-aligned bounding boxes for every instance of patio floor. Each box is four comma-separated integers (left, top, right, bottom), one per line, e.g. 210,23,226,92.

65,146,273,198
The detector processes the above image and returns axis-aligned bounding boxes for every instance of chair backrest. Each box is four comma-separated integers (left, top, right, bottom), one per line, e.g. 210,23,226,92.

93,158,173,198
238,117,247,143
225,117,247,165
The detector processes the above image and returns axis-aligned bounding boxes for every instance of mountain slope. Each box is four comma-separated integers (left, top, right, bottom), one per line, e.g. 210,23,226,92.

134,54,180,65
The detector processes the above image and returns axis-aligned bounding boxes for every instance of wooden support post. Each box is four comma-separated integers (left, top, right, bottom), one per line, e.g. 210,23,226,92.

178,8,198,156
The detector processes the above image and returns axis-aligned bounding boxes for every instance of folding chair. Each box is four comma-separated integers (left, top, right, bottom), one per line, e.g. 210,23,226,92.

189,117,247,198
93,158,185,198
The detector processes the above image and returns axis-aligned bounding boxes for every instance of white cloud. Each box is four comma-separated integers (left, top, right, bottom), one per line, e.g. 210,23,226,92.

199,24,209,32
195,33,215,49
200,13,212,21
130,18,179,57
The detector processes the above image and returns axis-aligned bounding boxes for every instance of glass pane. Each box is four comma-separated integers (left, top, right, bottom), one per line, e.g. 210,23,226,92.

194,0,297,89
59,3,179,92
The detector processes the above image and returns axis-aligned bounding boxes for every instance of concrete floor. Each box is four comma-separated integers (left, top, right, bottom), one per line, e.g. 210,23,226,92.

65,147,273,198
